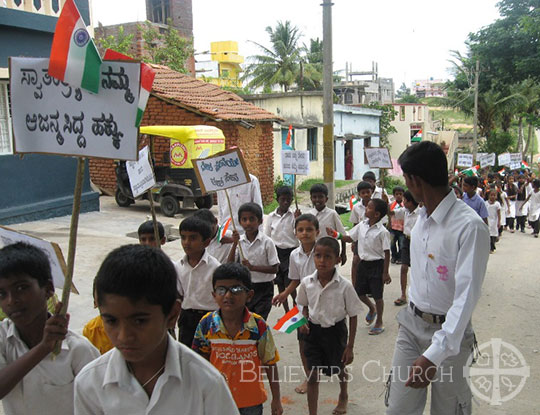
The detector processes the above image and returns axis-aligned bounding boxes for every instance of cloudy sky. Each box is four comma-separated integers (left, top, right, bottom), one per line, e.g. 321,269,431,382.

91,0,501,88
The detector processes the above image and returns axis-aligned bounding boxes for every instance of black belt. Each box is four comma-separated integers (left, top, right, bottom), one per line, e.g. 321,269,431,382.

410,301,446,324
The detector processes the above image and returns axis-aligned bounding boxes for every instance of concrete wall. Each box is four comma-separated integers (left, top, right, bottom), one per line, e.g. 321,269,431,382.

388,104,431,160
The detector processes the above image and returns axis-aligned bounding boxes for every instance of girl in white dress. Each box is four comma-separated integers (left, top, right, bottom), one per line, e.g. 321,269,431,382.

485,188,501,252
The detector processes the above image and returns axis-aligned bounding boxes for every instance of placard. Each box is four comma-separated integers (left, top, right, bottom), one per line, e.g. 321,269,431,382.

479,153,496,168
127,146,155,198
509,161,521,170
498,153,511,166
282,150,310,175
10,57,140,160
192,148,250,194
364,147,393,169
457,153,474,167
510,153,522,164
0,226,78,293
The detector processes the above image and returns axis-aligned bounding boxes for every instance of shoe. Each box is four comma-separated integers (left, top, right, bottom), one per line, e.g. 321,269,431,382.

391,258,396,264
369,327,385,335
365,311,377,325
395,259,402,264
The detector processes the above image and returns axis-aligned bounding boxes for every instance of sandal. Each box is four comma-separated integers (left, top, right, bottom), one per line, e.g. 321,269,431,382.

394,298,407,306
369,327,385,335
365,311,377,325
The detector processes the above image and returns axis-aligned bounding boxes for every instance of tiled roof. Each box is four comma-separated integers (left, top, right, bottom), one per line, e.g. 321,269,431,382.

149,64,280,122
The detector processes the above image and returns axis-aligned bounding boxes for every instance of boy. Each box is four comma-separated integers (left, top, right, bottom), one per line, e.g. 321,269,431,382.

308,183,347,265
264,186,300,313
138,220,166,247
176,216,220,347
74,244,238,415
328,198,391,334
193,263,283,415
363,171,389,203
297,237,363,415
193,208,233,264
525,178,540,237
0,242,99,415
349,181,373,288
389,186,405,264
462,176,489,224
229,203,279,320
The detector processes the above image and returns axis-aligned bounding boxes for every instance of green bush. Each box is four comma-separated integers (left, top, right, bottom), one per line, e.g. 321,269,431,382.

298,177,324,192
383,176,407,193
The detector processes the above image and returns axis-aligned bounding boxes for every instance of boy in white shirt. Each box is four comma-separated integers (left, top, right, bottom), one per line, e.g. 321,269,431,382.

349,181,373,288
0,243,99,415
193,209,233,264
75,244,238,415
176,216,220,346
526,179,540,237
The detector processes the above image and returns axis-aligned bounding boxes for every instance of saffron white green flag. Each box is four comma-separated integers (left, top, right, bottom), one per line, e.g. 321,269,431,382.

273,306,307,333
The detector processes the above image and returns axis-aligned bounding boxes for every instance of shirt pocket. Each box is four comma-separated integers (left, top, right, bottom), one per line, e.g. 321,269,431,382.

428,251,456,285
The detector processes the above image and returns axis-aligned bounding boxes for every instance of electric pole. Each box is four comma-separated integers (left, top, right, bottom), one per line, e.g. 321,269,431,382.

473,59,479,161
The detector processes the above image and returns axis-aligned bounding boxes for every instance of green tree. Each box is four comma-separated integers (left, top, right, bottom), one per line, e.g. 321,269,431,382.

96,24,134,56
297,38,323,91
366,103,398,149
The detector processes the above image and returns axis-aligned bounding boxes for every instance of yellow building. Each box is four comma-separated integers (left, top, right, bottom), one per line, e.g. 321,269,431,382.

196,41,244,88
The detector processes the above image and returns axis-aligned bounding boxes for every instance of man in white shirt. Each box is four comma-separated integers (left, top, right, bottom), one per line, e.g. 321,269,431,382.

386,141,489,415
217,173,263,228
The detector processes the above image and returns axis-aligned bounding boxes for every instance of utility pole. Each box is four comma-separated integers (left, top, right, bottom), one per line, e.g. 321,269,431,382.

473,59,479,161
322,0,335,208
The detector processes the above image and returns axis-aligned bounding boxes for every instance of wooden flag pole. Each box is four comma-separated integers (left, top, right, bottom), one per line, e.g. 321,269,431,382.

147,189,161,249
224,189,245,260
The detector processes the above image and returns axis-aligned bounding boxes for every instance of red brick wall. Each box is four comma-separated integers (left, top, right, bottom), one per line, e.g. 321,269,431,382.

88,96,274,204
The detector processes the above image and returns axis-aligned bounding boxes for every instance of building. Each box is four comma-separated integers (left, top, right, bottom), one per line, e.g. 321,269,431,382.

413,78,447,98
0,0,99,224
196,41,244,88
334,62,395,105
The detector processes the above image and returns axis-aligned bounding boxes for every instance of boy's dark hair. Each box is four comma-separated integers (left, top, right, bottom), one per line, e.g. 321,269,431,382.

452,185,463,196
403,190,418,207
309,183,328,196
314,237,340,257
0,242,52,287
138,220,165,239
463,176,478,188
357,181,373,192
95,244,178,314
238,202,263,222
193,208,218,225
398,141,448,187
179,216,212,240
362,171,376,182
532,179,540,188
212,263,252,290
392,186,405,195
276,185,294,199
295,213,319,230
370,198,388,220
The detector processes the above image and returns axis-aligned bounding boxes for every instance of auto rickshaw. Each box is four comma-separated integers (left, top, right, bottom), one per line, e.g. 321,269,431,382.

115,125,226,216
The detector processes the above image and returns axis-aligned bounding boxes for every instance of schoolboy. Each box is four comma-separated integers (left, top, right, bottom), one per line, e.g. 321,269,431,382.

193,208,233,264
229,202,279,320
389,186,405,264
193,263,283,415
138,220,166,247
176,216,220,346
297,237,363,415
0,242,99,415
308,183,347,265
74,244,238,415
264,186,300,313
525,178,540,237
272,213,319,394
363,171,389,203
329,198,391,334
349,181,373,288
462,176,489,224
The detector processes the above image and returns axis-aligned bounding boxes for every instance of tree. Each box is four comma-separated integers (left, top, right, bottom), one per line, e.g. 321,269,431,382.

96,24,134,56
365,103,397,149
297,38,323,91
396,83,411,98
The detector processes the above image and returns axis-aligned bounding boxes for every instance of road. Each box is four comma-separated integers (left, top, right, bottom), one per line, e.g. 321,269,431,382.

3,196,539,415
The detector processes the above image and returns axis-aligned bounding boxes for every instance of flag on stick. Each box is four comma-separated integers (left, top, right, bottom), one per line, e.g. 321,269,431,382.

349,195,359,211
521,160,529,169
48,0,102,93
273,306,307,333
217,218,232,243
285,125,293,147
461,165,479,177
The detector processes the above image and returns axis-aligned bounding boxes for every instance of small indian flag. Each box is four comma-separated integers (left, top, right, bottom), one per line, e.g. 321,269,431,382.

48,0,102,93
273,306,307,333
454,168,459,176
411,129,422,142
498,168,505,176
349,195,359,211
285,125,293,147
521,160,529,169
217,218,232,243
461,165,479,177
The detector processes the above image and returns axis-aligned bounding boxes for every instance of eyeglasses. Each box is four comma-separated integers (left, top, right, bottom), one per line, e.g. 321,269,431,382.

214,285,249,296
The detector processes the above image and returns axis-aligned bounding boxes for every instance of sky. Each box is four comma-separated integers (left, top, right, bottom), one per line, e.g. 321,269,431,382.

91,0,502,89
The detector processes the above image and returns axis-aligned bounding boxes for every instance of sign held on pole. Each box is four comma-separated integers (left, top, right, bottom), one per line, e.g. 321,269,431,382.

282,150,310,176
457,153,474,168
126,146,156,198
365,147,393,169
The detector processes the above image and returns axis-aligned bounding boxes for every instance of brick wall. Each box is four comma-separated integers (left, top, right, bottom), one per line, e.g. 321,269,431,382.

89,96,274,204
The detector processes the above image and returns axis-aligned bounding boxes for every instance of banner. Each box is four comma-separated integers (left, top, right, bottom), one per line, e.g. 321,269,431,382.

364,147,393,169
281,150,310,175
479,153,496,168
457,153,474,168
126,146,155,198
498,153,511,166
192,148,250,194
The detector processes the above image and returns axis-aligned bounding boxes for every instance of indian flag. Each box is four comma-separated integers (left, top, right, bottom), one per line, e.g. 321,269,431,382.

521,160,529,169
498,167,505,176
411,129,422,142
48,0,102,93
349,195,359,211
217,218,232,243
285,125,293,147
273,306,307,333
461,165,479,177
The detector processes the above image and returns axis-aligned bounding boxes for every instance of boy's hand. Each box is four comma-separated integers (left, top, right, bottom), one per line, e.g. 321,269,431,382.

294,208,302,218
341,252,347,266
383,273,391,284
231,230,240,243
326,226,337,237
299,324,310,335
272,292,287,306
271,397,283,415
341,345,354,365
241,259,252,270
40,301,69,353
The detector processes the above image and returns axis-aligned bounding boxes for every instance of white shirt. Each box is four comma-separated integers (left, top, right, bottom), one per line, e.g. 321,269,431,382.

349,201,367,225
393,206,420,237
288,245,316,281
409,190,489,367
237,231,280,283
349,219,390,261
175,250,220,310
308,207,347,240
485,200,501,237
74,336,239,415
297,270,363,327
0,320,99,415
264,208,299,249
207,232,233,264
528,190,540,221
217,174,263,224
372,186,388,200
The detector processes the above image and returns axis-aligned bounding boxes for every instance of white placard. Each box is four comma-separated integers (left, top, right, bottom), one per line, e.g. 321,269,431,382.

479,153,496,168
476,152,488,159
457,153,474,167
364,147,393,169
127,146,155,198
0,226,77,293
192,148,250,193
10,57,140,160
498,152,511,166
509,161,521,170
510,152,522,164
281,150,310,175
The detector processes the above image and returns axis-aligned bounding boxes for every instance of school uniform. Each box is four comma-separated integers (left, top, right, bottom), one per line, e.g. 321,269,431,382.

505,183,518,230
393,207,420,267
349,201,367,225
516,183,528,231
348,219,391,300
386,191,489,415
264,208,299,292
74,335,239,415
485,200,501,251
308,206,347,241
462,192,489,220
0,319,99,415
288,245,316,283
217,174,263,225
207,230,233,264
175,250,220,346
528,189,540,236
236,231,280,320
296,270,363,376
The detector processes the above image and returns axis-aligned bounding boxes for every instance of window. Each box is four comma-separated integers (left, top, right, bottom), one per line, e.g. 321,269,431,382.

151,0,170,23
307,128,318,161
363,137,371,164
400,106,405,121
0,82,12,155
344,93,353,104
418,106,422,120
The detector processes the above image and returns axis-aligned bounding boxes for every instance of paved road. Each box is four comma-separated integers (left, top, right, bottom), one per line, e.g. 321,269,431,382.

3,196,539,414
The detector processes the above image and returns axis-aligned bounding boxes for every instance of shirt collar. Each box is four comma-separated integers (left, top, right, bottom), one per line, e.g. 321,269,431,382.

211,308,258,336
6,315,69,351
271,208,293,218
181,249,209,268
240,230,263,244
427,190,457,224
308,268,341,285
